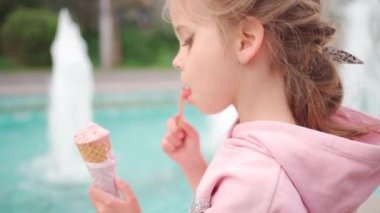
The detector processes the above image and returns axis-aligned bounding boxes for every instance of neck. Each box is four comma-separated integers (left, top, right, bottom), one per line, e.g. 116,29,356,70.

233,55,296,125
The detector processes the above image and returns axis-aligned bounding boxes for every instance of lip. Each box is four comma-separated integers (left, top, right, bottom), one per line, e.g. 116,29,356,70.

182,87,191,98
181,85,193,103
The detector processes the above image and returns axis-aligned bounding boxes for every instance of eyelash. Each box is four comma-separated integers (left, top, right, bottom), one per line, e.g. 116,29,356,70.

181,35,194,48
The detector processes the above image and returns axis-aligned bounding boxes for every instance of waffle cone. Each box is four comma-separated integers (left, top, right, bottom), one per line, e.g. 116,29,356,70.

76,136,110,163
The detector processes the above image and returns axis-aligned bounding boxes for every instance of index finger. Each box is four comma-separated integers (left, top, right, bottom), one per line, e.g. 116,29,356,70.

166,115,181,133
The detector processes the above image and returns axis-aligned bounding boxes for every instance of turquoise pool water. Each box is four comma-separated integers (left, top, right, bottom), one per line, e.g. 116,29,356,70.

1,93,379,213
0,92,209,213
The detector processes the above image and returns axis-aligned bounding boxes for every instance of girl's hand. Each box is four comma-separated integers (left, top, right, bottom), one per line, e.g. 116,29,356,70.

161,114,207,190
161,114,202,167
89,177,141,213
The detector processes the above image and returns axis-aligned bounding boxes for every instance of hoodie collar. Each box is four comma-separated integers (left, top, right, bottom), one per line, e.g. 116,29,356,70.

229,107,380,212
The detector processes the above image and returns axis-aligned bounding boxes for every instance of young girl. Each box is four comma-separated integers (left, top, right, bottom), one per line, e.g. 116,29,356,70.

89,0,380,212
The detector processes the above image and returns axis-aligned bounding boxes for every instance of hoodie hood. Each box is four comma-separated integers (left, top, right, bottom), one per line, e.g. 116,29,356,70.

231,107,380,212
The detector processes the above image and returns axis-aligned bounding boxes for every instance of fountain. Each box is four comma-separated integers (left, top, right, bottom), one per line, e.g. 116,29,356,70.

337,1,380,209
339,0,380,117
205,106,237,153
32,9,94,183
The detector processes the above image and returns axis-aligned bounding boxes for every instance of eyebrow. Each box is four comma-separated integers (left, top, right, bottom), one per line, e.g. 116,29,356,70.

174,25,189,37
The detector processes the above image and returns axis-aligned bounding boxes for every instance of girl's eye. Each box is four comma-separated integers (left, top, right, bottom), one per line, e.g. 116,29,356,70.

181,35,194,47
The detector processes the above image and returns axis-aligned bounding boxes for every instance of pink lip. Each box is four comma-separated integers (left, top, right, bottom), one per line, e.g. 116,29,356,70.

181,88,191,100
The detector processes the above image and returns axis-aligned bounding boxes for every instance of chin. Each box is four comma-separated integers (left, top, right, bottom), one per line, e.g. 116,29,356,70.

197,104,228,115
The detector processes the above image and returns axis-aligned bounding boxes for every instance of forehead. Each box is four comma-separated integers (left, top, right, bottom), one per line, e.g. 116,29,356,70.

167,0,189,23
166,0,209,26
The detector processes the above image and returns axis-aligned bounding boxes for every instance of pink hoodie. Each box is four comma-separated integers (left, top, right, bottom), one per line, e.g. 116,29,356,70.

190,107,380,213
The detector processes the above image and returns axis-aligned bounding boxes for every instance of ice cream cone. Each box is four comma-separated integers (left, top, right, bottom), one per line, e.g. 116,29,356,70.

76,136,110,163
74,122,119,197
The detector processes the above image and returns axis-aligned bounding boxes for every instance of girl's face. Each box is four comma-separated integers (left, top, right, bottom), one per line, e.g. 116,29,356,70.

169,0,239,115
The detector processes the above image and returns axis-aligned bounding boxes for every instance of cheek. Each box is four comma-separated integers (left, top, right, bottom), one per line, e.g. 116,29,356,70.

186,47,225,81
181,53,209,85
182,36,238,114
194,65,238,114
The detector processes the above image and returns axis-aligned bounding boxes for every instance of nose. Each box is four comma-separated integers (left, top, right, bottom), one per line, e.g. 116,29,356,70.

172,52,184,71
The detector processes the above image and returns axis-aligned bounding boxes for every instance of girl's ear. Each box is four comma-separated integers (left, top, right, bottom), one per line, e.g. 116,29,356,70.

235,16,264,64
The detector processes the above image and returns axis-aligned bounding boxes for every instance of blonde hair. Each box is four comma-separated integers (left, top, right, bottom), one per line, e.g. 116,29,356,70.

165,0,368,138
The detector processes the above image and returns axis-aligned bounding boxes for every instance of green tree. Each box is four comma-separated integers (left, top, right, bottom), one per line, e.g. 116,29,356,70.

0,0,43,57
0,0,43,26
2,8,57,66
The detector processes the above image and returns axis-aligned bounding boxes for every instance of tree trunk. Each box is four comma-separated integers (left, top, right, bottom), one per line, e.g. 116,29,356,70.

99,0,121,71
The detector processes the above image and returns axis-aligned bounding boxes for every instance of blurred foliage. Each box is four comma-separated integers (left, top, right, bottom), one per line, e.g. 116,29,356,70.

82,28,100,67
0,0,43,68
1,8,57,66
0,57,13,70
0,0,43,27
46,0,99,31
121,24,178,67
0,0,176,70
